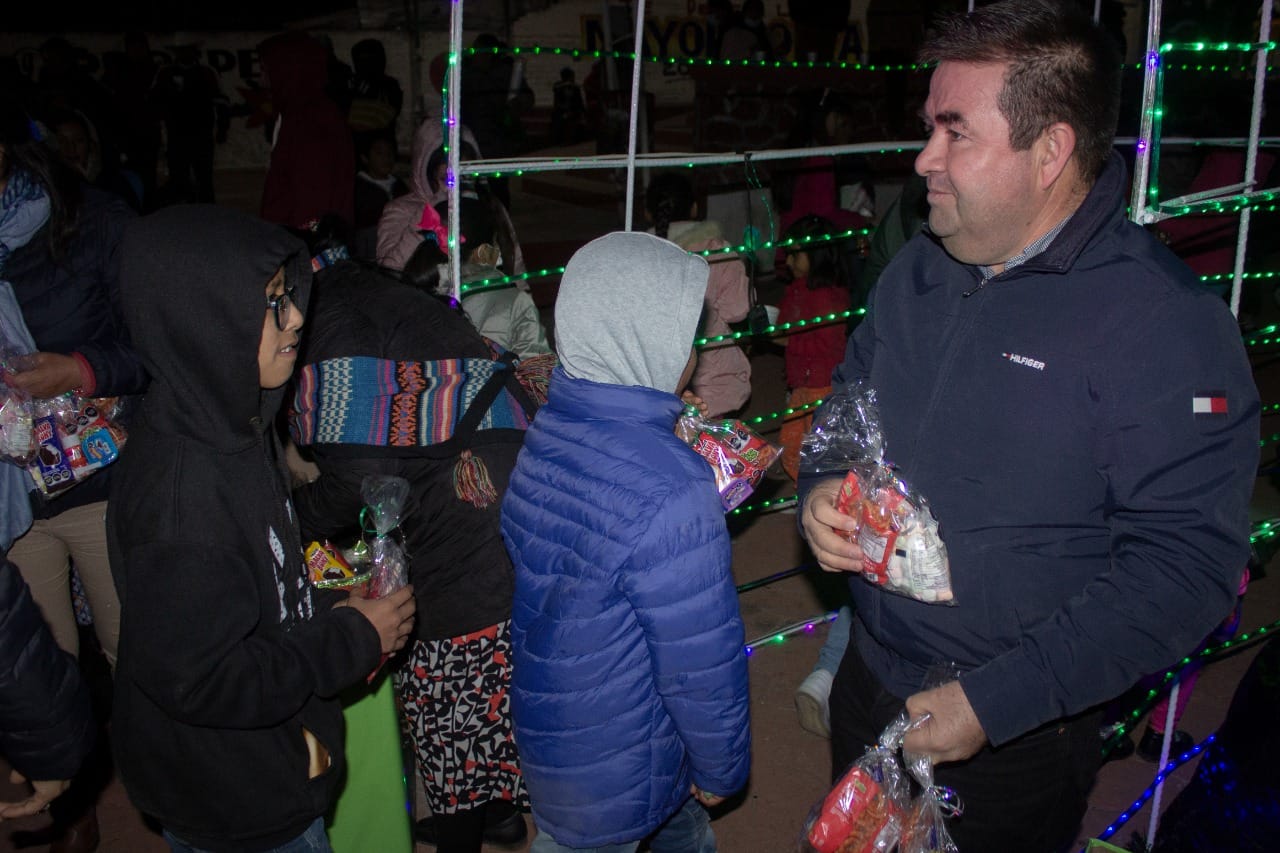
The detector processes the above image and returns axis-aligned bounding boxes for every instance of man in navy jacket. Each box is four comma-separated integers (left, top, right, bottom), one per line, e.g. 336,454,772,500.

797,2,1259,850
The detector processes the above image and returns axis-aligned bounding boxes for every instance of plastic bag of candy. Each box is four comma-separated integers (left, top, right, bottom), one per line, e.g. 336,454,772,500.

24,395,127,497
833,468,954,605
899,749,961,853
803,384,955,605
899,668,963,853
360,475,410,600
800,713,918,853
676,405,781,511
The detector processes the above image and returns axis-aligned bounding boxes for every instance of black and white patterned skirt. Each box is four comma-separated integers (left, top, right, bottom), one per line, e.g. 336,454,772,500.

398,620,528,814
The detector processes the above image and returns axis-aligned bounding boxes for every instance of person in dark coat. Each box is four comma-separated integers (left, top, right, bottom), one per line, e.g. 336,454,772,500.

107,205,415,851
259,32,356,230
0,559,95,821
289,240,537,851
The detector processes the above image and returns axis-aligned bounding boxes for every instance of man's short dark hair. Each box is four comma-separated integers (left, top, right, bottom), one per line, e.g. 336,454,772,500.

919,0,1121,183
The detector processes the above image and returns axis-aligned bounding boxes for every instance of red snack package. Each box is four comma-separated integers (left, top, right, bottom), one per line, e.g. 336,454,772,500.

800,713,918,853
678,409,781,511
833,469,864,543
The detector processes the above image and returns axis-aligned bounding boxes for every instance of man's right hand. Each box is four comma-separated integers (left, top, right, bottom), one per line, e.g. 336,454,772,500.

341,586,416,655
800,478,865,574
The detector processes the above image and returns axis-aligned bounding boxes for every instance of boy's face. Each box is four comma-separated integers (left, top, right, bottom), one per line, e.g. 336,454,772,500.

258,266,302,389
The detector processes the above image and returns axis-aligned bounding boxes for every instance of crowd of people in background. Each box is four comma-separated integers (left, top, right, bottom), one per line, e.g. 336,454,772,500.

0,1,1275,852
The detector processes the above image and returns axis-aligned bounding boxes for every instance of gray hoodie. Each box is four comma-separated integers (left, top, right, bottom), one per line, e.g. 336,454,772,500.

554,231,709,394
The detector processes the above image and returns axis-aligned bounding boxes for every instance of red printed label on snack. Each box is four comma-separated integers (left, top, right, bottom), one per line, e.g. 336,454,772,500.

807,766,899,853
859,491,904,584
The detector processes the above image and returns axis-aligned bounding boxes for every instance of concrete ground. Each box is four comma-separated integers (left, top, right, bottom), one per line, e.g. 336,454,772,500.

2,165,1276,852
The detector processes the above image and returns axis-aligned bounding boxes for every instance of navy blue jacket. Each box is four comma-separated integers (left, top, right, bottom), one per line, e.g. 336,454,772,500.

501,371,750,846
8,186,147,516
0,560,94,781
804,153,1258,746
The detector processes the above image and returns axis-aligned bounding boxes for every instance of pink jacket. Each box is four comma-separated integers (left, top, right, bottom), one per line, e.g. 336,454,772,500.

375,119,525,275
665,220,752,416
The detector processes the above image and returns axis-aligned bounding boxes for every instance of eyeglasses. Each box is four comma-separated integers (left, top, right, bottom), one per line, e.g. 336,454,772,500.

266,283,297,331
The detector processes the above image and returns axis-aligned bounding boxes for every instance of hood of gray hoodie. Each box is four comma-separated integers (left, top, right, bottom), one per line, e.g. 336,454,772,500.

554,231,708,394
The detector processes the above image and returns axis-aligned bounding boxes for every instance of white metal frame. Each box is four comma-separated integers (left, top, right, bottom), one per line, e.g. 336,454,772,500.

442,0,1273,846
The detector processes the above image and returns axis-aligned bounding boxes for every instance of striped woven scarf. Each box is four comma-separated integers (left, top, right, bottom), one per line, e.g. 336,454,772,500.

290,355,530,449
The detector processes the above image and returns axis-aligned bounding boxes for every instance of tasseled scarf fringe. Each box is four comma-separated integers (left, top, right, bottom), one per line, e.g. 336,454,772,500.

453,449,498,508
515,352,556,406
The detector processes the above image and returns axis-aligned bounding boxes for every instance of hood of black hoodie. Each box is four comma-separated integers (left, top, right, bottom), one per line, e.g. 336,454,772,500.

121,205,311,453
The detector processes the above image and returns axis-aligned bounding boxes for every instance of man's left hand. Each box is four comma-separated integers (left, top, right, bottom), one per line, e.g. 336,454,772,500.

902,680,987,765
7,352,84,399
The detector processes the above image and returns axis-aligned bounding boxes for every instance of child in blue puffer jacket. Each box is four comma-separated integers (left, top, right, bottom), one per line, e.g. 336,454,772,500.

501,231,751,851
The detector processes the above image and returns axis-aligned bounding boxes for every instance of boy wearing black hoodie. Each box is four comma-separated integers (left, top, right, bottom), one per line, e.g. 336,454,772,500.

106,205,414,851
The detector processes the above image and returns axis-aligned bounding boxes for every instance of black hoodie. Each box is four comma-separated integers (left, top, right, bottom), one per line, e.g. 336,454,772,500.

106,206,380,851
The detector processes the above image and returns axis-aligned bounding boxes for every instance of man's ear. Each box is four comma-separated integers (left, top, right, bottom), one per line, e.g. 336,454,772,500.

1037,121,1077,191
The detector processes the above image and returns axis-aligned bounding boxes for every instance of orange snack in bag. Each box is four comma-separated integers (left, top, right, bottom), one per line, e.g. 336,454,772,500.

833,470,864,543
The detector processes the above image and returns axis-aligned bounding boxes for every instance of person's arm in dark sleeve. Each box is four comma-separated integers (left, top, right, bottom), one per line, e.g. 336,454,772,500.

74,197,148,397
618,478,751,797
0,562,94,783
961,293,1259,746
292,453,401,544
116,540,380,728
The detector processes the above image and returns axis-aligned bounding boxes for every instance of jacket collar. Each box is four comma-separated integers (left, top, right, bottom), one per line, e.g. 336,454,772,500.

546,367,682,429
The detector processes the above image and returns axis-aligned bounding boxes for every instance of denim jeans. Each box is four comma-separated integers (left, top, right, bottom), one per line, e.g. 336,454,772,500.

164,817,332,853
530,796,716,853
814,604,852,675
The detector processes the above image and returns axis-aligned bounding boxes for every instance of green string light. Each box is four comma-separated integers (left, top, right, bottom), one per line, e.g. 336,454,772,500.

695,310,864,348
462,44,928,73
1159,41,1277,53
459,229,872,294
459,44,1276,75
728,494,799,518
1159,193,1280,217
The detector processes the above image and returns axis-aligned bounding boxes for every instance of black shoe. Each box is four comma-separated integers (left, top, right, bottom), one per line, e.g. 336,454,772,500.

412,809,527,848
1136,726,1194,763
483,809,528,846
412,817,437,845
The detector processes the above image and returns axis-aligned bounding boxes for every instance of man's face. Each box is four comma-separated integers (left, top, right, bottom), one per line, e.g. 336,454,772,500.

258,267,302,389
915,61,1042,269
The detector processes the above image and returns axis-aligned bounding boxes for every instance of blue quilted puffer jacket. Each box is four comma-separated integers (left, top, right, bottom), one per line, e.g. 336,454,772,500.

501,371,751,846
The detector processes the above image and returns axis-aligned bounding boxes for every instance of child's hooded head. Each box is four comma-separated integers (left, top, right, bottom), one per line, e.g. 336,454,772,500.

121,205,311,449
554,231,708,395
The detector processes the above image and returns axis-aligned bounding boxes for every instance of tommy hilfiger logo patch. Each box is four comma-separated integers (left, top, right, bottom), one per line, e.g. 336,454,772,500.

1192,391,1228,415
1002,352,1045,371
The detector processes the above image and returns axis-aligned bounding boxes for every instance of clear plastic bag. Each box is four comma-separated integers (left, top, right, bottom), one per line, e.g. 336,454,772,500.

0,384,36,466
900,667,963,853
898,757,961,853
805,384,956,605
360,475,410,600
800,714,918,853
676,406,781,511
